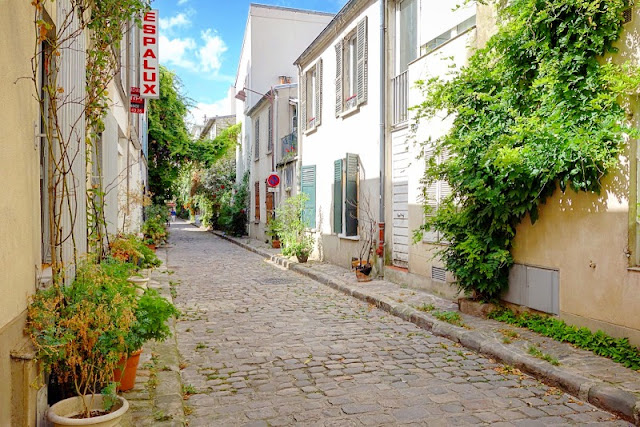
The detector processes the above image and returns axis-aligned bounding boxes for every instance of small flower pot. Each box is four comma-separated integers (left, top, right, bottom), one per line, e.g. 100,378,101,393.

355,264,373,282
113,349,143,392
48,394,129,427
272,239,281,249
296,253,309,263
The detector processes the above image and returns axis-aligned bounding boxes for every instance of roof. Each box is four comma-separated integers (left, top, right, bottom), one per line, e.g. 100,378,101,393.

246,83,298,118
249,3,335,18
294,0,372,67
199,114,236,140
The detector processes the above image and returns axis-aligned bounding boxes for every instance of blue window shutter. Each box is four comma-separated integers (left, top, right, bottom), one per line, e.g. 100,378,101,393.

301,165,316,228
333,159,343,233
345,153,358,236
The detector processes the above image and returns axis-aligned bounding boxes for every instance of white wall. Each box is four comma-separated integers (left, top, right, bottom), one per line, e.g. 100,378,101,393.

300,1,382,267
419,0,475,45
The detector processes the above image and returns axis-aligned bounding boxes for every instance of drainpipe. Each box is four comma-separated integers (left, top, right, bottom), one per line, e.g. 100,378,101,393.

296,64,303,196
377,0,386,275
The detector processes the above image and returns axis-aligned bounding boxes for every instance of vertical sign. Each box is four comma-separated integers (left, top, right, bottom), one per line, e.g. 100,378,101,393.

140,10,159,99
130,87,145,113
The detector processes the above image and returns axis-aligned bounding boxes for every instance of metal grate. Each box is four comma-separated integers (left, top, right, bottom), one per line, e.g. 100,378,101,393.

256,277,294,285
431,266,447,283
623,7,633,24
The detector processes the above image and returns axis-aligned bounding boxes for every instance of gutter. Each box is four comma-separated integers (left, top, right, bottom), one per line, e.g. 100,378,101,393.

377,0,386,273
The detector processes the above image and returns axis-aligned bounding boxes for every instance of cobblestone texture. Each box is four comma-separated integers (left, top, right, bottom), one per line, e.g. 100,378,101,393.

165,221,631,426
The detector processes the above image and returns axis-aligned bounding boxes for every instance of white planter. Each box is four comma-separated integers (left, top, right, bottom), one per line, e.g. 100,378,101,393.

127,276,149,296
48,394,129,427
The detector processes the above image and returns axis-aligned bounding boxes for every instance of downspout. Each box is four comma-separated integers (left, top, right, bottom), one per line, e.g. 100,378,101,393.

377,0,386,275
296,64,303,196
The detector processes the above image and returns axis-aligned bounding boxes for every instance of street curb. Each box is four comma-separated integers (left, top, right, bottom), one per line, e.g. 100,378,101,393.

213,231,640,424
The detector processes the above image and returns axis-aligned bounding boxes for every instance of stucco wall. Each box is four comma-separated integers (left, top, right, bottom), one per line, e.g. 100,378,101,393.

0,1,43,424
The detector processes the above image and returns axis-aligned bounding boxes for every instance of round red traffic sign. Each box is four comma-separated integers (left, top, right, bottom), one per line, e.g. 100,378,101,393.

267,174,280,187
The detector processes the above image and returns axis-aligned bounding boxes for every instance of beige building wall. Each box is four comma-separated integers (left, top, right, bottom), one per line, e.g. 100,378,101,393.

0,1,46,425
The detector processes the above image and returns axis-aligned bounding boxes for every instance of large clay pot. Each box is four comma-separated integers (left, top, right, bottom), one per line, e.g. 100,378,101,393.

113,349,143,391
48,394,129,427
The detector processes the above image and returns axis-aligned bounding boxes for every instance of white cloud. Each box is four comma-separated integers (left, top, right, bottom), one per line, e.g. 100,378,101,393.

159,35,197,70
197,30,227,73
159,12,191,31
177,0,188,4
188,99,232,126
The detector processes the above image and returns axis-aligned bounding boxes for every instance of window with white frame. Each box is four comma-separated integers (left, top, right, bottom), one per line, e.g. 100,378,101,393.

333,153,359,237
422,146,452,243
300,60,322,132
396,0,418,74
335,17,368,116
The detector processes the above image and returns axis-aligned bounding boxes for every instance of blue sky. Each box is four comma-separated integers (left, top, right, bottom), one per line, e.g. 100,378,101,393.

156,0,348,125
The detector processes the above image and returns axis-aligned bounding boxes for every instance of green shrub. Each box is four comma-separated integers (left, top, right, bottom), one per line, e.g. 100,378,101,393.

488,308,640,370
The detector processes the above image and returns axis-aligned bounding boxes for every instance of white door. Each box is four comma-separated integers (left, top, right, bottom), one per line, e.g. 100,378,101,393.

392,136,409,268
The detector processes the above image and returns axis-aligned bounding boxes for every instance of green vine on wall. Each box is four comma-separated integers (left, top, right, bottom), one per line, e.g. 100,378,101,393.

413,0,640,299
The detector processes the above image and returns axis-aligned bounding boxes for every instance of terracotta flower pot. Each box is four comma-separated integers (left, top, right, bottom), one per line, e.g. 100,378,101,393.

48,394,129,427
113,349,143,391
296,253,309,263
355,264,373,282
272,240,281,249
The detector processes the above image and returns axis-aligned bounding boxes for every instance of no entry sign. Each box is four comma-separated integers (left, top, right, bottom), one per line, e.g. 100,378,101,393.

267,173,280,187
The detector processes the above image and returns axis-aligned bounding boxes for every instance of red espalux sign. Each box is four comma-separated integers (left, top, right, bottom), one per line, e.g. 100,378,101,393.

140,10,159,99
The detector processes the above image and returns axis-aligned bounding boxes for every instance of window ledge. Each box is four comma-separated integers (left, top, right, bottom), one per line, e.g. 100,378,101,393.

338,234,359,241
339,105,360,119
304,126,318,136
627,267,640,273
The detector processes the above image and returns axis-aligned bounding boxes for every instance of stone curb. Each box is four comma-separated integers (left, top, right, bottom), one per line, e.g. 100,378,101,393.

147,246,187,426
212,231,640,425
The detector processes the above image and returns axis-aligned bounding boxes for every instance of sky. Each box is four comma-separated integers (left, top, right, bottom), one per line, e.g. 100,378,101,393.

155,0,348,126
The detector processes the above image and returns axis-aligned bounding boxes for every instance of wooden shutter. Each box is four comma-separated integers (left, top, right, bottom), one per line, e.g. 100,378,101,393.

333,159,343,233
422,145,438,242
315,59,323,126
345,153,358,236
267,106,273,152
335,42,343,117
300,69,307,132
254,181,260,221
301,165,316,228
356,16,368,105
254,118,260,158
265,182,274,221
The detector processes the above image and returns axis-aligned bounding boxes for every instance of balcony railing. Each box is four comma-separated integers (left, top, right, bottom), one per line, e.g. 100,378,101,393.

280,132,297,163
392,70,408,126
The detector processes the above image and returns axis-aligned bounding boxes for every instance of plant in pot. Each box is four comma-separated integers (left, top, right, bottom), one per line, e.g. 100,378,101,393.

353,195,377,282
266,216,281,248
276,193,314,263
115,287,180,391
26,260,137,425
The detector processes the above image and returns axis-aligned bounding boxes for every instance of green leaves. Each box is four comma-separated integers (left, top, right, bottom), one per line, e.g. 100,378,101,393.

414,0,639,299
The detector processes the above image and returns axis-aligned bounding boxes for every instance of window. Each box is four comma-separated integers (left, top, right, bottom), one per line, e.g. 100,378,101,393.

422,147,452,243
254,118,260,159
420,15,476,56
333,153,359,236
267,106,273,153
300,60,322,132
397,0,417,74
301,165,316,228
254,181,260,222
335,17,368,116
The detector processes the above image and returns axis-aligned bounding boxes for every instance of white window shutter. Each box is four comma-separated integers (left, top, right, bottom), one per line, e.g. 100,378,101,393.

335,42,343,117
300,69,307,132
356,16,368,105
422,145,439,243
316,59,323,126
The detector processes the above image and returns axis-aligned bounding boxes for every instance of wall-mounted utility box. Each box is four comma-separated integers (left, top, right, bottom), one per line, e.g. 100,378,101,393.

504,264,559,315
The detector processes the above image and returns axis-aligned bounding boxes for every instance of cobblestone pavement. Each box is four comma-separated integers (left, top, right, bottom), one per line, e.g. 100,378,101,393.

168,221,630,426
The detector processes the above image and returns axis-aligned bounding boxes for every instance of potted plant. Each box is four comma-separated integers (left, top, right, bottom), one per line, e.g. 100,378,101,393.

266,216,281,248
26,260,137,425
353,195,377,282
276,194,314,263
115,288,179,391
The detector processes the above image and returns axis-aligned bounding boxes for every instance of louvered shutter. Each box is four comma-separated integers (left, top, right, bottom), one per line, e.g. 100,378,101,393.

335,42,343,117
315,59,323,126
254,181,260,221
333,159,343,233
345,153,359,236
438,149,453,244
267,106,273,152
422,145,438,242
301,165,316,228
356,16,368,105
300,69,307,132
254,118,260,158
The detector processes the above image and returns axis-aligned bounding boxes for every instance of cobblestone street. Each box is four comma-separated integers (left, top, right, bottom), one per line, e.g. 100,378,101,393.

167,221,629,426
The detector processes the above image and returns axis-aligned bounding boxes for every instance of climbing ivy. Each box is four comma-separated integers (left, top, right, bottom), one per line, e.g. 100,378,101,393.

413,0,640,299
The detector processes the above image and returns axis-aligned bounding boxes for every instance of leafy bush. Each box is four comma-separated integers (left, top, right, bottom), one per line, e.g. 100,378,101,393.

413,0,640,299
125,288,180,353
274,194,314,258
143,205,169,245
218,172,249,236
488,308,640,370
110,235,161,268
